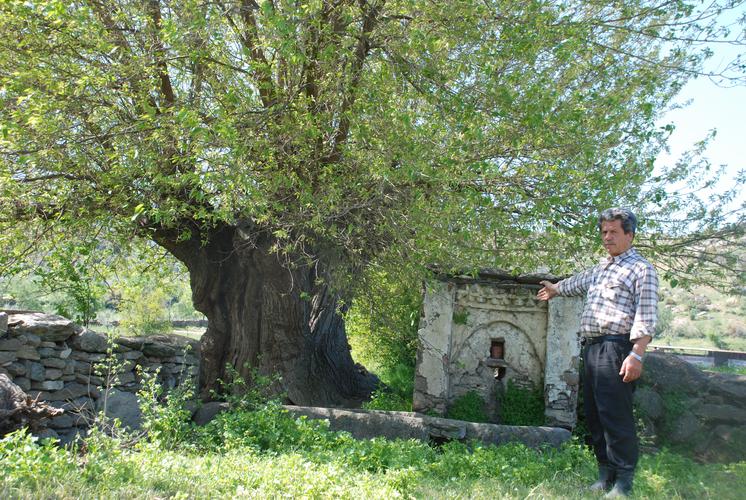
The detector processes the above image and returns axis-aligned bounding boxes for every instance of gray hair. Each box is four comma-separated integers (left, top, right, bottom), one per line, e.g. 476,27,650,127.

598,208,637,235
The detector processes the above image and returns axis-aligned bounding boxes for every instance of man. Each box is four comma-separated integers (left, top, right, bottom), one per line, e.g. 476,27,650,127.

537,208,657,498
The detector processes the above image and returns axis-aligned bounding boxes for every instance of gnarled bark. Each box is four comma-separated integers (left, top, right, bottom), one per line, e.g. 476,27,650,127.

0,374,64,437
156,223,378,406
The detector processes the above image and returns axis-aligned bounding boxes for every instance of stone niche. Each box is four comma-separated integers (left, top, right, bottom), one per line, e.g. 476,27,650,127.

413,271,583,429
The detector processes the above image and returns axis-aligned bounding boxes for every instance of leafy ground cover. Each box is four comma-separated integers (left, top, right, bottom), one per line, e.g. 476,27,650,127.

2,400,744,500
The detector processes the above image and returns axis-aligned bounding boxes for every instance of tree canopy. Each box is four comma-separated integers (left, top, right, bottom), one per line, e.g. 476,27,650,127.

1,0,741,273
1,0,744,400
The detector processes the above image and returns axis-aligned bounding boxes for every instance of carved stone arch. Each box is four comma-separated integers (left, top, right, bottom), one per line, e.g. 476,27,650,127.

450,320,543,392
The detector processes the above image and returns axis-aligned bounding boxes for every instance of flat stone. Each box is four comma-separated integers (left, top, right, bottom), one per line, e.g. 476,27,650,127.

14,376,31,391
6,361,26,376
34,428,60,442
43,382,100,401
16,345,40,360
42,357,67,369
45,368,63,380
634,387,664,420
49,396,95,414
59,427,88,447
120,350,143,361
40,341,57,348
77,374,104,386
73,360,92,374
69,330,110,353
693,404,746,424
0,312,7,334
59,346,72,359
0,351,17,364
71,352,107,362
0,337,23,351
27,361,45,381
193,401,231,426
32,380,64,391
18,333,41,347
115,371,136,386
97,389,142,430
8,313,83,341
284,406,572,449
48,414,75,430
38,347,56,357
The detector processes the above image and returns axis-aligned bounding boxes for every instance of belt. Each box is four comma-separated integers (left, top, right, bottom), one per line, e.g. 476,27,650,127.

580,335,631,346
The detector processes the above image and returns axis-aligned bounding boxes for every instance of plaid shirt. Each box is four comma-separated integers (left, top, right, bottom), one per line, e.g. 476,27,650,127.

556,248,658,340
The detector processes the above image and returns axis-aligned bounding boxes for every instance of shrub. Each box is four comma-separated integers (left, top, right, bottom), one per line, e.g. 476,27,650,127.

446,390,489,423
498,380,545,426
0,428,74,489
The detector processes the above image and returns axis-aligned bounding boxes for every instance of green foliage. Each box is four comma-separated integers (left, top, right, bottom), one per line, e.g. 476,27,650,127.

32,241,105,326
118,285,172,335
707,331,729,350
0,428,73,489
656,306,674,337
214,363,281,411
3,395,746,499
703,364,746,376
452,308,469,325
498,380,545,426
447,390,489,423
346,267,421,374
363,363,414,411
137,367,196,449
363,388,412,412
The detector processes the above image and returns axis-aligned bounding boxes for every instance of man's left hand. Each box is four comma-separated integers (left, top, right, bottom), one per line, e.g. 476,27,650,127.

619,355,642,383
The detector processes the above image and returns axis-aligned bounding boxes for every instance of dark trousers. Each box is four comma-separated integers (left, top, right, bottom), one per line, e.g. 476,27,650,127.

582,339,638,473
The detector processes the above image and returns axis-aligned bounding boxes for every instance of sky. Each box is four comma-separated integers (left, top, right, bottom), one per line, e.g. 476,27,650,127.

655,8,746,199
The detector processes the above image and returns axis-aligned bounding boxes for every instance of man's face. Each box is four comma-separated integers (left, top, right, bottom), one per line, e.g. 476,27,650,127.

600,219,634,257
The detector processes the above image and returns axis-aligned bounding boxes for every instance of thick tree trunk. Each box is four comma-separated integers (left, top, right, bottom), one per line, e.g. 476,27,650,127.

156,223,378,407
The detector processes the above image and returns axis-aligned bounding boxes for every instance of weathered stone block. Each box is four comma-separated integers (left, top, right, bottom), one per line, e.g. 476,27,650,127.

14,376,31,391
42,357,67,369
38,347,56,357
32,380,64,391
39,341,57,348
97,389,142,430
0,337,23,351
16,345,40,361
8,313,82,341
71,351,107,362
59,346,72,359
0,351,17,365
18,333,42,347
0,311,7,334
6,361,26,376
69,330,110,353
634,387,664,420
49,414,75,430
45,368,63,380
43,382,100,401
27,361,45,381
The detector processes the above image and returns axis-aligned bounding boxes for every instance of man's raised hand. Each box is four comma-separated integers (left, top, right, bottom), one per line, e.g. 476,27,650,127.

536,280,558,301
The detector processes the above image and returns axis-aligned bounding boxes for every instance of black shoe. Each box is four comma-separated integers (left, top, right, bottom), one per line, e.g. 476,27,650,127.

589,465,615,492
604,470,633,498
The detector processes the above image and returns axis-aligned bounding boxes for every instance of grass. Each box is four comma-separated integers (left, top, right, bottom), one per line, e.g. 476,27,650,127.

2,403,745,500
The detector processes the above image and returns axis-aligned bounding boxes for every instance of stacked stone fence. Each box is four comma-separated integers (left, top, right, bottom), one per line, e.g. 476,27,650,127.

0,311,199,445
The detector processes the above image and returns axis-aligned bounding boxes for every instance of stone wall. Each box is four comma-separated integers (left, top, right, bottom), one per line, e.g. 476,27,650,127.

636,352,746,463
0,311,199,444
414,272,583,429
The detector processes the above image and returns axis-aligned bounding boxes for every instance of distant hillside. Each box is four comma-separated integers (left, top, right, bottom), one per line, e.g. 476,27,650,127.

656,283,746,351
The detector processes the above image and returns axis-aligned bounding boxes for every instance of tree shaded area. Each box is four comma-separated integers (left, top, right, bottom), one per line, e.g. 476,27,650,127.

1,0,743,403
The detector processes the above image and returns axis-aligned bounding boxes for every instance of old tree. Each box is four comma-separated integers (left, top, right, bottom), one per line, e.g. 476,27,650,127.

1,1,744,404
